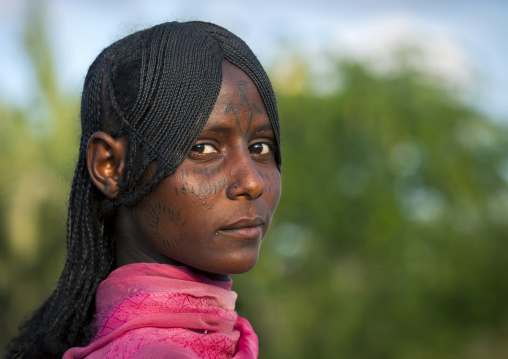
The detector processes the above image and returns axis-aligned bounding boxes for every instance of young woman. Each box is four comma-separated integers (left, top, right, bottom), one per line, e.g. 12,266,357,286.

7,21,281,359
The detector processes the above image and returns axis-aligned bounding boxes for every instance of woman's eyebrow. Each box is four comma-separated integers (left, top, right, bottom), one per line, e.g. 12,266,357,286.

253,124,274,135
201,125,234,136
201,124,274,136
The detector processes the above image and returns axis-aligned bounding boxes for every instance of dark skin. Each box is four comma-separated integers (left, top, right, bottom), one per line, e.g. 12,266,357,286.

87,61,281,281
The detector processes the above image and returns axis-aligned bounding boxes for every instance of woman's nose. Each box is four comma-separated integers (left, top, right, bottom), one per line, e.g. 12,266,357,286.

226,151,264,200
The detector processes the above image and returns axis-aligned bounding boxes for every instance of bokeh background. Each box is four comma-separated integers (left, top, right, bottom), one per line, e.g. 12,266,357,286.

1,0,508,357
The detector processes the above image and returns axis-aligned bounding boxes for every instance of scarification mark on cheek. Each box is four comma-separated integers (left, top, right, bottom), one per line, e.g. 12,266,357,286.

171,174,180,196
197,179,226,195
147,200,162,230
149,200,182,225
174,184,187,196
261,171,281,181
147,200,185,249
196,194,212,210
260,171,281,199
264,185,281,198
219,179,226,190
199,184,212,195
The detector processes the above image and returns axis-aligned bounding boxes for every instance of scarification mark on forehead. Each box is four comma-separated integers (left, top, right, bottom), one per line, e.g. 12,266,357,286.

224,80,262,137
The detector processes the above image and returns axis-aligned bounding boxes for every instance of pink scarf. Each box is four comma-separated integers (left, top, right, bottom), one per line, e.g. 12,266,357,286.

63,263,258,359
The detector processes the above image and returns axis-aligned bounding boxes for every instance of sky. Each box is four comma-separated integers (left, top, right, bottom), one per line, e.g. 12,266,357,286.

1,0,507,121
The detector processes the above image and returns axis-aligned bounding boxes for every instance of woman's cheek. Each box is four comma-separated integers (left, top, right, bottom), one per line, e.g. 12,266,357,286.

144,198,186,251
173,166,224,196
261,170,281,202
180,167,227,209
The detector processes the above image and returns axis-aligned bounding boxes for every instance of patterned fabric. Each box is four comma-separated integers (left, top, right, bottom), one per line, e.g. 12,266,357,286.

63,263,258,359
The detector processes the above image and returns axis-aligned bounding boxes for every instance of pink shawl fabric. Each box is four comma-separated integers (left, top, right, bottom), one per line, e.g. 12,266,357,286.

63,263,258,359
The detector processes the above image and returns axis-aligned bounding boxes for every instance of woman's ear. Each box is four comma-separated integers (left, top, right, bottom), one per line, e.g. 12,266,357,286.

87,132,128,199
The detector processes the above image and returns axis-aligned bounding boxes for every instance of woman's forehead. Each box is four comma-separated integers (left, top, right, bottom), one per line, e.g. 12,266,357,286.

221,61,253,88
198,61,271,134
217,62,264,105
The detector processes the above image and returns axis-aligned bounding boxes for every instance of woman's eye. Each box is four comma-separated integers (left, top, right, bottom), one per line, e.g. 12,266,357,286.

249,143,272,155
191,144,217,154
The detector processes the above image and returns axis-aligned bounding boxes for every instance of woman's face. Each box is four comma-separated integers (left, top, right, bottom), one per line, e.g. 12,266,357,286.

124,61,281,276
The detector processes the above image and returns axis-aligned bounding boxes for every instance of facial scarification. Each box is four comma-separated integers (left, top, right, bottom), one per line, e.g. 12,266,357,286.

224,81,264,137
117,61,281,277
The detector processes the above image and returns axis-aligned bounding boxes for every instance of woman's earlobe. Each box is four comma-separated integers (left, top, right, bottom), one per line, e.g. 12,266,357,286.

87,132,128,199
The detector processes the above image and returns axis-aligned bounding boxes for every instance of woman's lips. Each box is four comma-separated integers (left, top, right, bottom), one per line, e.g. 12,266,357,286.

218,218,264,239
219,226,262,239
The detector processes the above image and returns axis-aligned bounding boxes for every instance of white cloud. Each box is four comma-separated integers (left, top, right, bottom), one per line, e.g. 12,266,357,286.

329,13,473,84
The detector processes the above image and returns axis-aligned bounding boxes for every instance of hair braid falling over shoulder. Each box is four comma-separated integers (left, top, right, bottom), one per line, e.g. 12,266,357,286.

6,21,280,358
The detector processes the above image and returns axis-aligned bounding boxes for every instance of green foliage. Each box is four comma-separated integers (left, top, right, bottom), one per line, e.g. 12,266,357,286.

2,7,508,358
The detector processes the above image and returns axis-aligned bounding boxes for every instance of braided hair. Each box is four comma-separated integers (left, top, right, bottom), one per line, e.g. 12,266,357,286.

6,21,280,359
